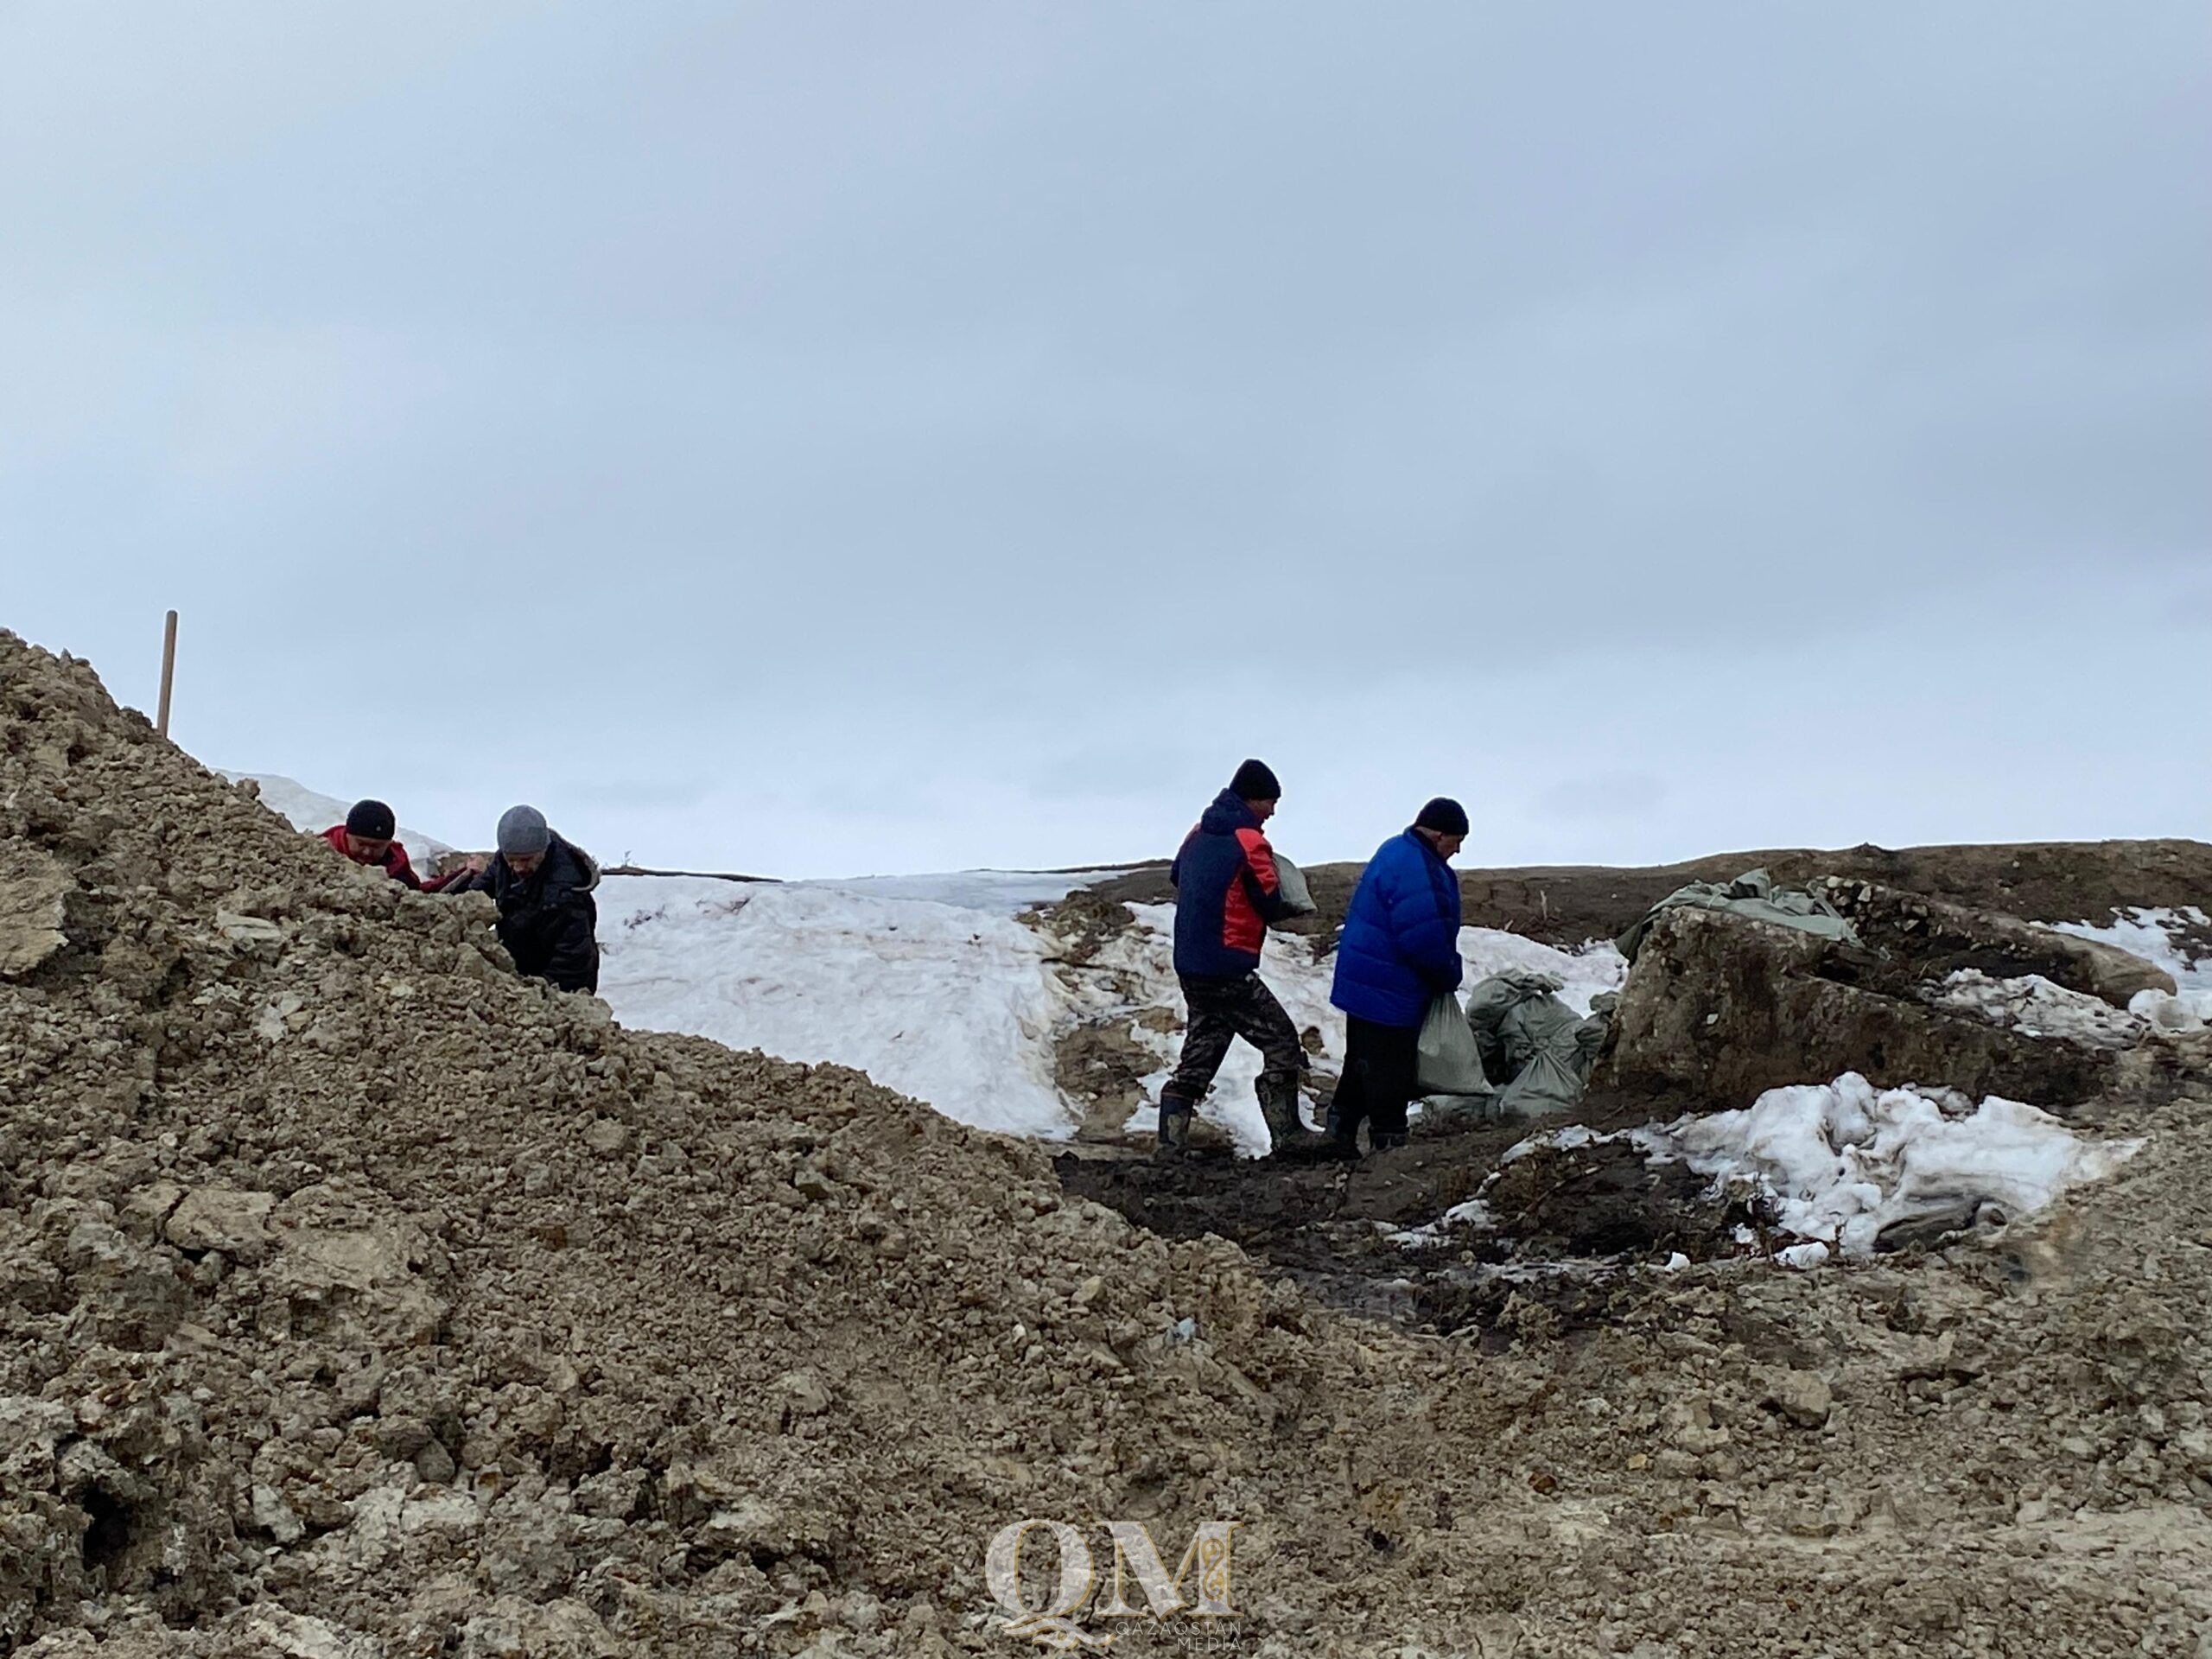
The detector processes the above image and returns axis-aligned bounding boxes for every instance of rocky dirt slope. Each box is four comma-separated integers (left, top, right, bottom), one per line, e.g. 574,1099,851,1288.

3,631,2210,1657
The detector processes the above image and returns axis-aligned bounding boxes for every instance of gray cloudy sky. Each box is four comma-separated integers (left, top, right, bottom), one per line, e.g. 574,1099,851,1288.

4,3,2206,878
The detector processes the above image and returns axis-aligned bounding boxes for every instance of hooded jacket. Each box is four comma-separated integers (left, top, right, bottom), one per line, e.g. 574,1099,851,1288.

320,824,422,890
1330,828,1463,1027
448,832,601,994
1170,789,1292,978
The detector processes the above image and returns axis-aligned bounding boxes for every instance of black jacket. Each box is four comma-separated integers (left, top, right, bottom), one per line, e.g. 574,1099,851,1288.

449,833,601,994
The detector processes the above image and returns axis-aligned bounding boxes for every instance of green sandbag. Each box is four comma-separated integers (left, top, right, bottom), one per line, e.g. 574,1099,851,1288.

1465,969,1609,1117
1615,867,1860,962
1415,992,1491,1096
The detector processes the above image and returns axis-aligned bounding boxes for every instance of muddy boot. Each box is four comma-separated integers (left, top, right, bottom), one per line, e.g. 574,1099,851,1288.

1154,1099,1194,1161
1260,1083,1328,1158
1370,1128,1410,1153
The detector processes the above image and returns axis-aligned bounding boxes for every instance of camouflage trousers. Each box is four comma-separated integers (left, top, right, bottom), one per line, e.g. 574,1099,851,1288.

1162,972,1302,1108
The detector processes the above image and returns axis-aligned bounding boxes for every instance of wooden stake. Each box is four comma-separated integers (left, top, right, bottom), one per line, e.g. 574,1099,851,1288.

156,610,178,738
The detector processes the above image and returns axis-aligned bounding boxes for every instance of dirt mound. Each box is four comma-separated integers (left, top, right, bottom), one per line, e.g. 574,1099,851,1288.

1600,906,2120,1115
1090,839,2212,946
7,630,2212,1656
0,635,1382,1654
1598,883,2209,1118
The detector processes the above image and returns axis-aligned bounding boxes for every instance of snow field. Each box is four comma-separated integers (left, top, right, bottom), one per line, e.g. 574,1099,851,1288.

595,874,1098,1141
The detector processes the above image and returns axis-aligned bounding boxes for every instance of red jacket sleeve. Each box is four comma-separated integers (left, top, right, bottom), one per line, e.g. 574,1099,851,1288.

1235,828,1293,924
1236,828,1280,894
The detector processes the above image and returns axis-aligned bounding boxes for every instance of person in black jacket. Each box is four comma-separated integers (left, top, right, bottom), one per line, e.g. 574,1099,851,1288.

445,804,601,994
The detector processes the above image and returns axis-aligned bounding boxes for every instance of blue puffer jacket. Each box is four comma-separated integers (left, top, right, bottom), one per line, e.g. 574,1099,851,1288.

1330,829,1463,1027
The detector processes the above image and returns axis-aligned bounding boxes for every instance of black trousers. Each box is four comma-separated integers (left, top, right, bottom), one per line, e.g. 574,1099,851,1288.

1326,1014,1421,1146
1163,973,1302,1107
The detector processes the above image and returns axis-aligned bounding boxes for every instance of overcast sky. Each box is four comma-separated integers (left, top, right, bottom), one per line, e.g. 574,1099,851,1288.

4,4,2206,877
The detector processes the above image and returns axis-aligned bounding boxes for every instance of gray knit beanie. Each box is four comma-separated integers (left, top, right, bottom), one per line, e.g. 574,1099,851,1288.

496,804,551,857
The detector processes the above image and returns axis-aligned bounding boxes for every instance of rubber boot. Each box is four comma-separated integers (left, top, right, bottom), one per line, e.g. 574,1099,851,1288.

1370,1128,1410,1153
1260,1082,1328,1158
1154,1099,1194,1161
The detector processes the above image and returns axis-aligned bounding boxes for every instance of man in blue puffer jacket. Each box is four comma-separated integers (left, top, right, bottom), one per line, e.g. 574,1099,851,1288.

1325,797,1470,1153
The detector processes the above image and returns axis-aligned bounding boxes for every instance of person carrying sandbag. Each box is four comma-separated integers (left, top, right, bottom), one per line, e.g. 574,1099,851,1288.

1156,759,1326,1158
1324,798,1469,1154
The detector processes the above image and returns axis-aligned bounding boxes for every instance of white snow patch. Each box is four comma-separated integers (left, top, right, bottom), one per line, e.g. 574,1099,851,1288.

1660,1073,2141,1257
1500,1122,1601,1166
2053,906,2212,987
596,875,1096,1140
1385,1196,1495,1250
2132,985,2212,1033
1455,931,1626,1017
2055,907,2212,1030
798,871,1112,912
226,772,454,863
1486,1071,2140,1263
1924,969,2146,1047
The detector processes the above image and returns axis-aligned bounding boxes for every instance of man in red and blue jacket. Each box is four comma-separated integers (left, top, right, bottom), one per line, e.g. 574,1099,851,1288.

1158,760,1322,1157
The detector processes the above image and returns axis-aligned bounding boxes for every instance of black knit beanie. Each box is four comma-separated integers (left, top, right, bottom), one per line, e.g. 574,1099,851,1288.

1414,797,1469,836
1230,758,1281,801
345,798,397,839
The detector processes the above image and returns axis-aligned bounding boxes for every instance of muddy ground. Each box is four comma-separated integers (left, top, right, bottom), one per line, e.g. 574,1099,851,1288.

1057,1107,1758,1348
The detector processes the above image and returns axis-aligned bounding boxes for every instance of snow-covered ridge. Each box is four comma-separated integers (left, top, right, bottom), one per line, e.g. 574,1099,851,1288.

597,873,1098,1140
223,772,454,864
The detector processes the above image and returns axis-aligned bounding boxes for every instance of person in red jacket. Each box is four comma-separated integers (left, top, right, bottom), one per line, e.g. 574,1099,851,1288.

1156,759,1325,1159
319,798,423,889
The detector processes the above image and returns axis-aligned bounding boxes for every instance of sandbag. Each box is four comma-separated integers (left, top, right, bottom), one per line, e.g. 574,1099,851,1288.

1616,867,1860,963
1273,854,1317,917
1415,992,1491,1096
1465,969,1611,1117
